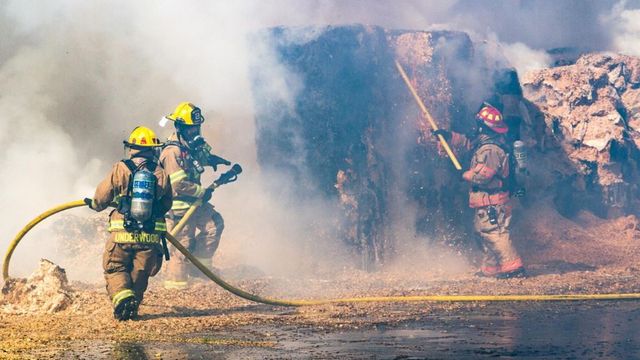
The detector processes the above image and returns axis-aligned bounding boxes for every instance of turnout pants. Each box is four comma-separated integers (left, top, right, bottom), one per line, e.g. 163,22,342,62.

473,204,523,275
165,203,225,282
103,235,163,307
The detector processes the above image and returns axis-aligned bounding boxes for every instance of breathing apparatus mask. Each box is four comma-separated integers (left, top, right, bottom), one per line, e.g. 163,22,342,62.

177,126,230,173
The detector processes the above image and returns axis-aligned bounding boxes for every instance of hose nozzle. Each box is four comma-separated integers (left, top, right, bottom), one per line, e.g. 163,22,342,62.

214,163,243,186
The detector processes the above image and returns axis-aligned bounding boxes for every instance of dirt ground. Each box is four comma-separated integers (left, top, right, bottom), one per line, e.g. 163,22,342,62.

2,199,640,359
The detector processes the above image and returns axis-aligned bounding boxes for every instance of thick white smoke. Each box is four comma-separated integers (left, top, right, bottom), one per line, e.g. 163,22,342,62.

1,0,639,283
606,0,640,56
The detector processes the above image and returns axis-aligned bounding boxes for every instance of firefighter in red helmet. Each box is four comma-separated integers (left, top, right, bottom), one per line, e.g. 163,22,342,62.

435,102,525,279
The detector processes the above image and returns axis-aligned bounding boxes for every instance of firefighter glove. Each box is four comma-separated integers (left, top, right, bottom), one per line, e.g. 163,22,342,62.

83,197,94,210
202,188,214,203
431,129,451,142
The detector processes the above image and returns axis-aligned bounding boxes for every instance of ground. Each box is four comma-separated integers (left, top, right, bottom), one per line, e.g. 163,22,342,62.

2,199,640,359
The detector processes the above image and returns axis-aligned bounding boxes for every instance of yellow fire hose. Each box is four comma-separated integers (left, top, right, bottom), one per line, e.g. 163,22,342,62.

395,60,462,171
5,200,640,306
2,200,87,280
171,164,242,236
169,188,213,236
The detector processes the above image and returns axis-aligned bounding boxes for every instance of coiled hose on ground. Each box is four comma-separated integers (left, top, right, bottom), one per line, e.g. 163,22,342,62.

4,200,640,306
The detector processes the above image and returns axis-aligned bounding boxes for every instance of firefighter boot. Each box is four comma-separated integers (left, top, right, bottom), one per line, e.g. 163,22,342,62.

496,267,526,279
114,297,139,321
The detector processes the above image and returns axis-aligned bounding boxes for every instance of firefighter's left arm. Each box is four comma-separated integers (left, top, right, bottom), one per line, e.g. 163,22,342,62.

462,145,504,185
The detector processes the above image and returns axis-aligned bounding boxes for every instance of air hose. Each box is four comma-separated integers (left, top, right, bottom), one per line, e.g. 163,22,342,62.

5,200,640,306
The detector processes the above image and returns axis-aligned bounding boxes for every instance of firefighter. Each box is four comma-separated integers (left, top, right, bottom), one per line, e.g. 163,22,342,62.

434,103,526,279
86,126,172,320
159,102,228,290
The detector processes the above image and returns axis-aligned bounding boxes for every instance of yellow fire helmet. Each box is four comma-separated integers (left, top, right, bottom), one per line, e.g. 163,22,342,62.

123,126,163,148
161,102,204,126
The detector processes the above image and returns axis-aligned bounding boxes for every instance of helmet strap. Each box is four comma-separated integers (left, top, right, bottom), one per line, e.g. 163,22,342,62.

175,123,187,141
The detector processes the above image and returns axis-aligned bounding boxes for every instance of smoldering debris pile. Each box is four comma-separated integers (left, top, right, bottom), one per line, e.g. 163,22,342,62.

523,53,640,217
252,25,535,268
1,259,73,314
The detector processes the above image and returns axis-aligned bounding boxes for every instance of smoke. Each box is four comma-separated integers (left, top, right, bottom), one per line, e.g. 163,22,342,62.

500,42,552,76
2,0,640,285
606,0,640,56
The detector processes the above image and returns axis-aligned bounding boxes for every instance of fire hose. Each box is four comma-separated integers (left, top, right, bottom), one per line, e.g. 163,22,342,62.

6,200,640,305
5,175,640,305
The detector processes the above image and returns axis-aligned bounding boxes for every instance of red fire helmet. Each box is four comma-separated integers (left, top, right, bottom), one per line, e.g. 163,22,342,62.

476,104,508,134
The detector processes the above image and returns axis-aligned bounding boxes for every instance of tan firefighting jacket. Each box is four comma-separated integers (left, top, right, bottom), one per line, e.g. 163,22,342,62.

158,133,206,211
439,132,510,208
92,151,172,243
462,134,510,208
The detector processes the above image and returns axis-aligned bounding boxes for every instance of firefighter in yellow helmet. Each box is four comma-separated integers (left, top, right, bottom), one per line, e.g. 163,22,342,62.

85,126,172,320
159,102,230,289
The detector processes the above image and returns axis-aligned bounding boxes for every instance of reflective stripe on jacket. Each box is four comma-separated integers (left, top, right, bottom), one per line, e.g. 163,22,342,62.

171,200,193,211
159,134,205,210
108,220,167,233
468,191,510,208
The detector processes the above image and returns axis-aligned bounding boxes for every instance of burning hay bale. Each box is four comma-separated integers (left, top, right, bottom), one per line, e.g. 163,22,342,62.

252,25,522,267
1,259,73,314
253,25,640,269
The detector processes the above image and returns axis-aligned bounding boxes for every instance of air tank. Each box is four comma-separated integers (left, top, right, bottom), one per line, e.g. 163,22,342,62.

513,140,528,170
130,169,155,222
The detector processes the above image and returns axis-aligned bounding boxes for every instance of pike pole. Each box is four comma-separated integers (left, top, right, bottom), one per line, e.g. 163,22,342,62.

394,60,462,170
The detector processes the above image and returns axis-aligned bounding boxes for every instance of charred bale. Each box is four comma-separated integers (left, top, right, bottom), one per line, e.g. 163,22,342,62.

253,25,540,268
252,25,532,268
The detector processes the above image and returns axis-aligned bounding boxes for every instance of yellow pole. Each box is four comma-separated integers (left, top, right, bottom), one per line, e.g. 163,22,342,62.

394,60,462,170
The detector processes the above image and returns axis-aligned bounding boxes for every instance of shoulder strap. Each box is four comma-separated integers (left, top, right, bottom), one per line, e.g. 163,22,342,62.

121,159,137,173
476,138,510,157
119,160,136,212
123,158,158,171
478,137,500,149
